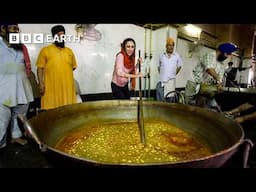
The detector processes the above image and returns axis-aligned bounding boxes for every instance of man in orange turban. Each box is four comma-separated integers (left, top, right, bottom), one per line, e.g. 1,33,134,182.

166,37,174,45
156,36,183,102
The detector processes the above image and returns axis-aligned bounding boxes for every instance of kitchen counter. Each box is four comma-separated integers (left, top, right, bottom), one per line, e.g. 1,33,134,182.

216,87,256,111
223,87,256,94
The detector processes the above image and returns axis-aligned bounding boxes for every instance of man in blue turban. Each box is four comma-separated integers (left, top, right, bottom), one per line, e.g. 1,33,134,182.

216,42,238,62
185,42,238,111
218,43,238,54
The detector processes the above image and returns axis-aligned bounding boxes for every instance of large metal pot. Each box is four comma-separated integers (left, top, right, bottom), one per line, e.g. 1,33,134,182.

20,100,253,168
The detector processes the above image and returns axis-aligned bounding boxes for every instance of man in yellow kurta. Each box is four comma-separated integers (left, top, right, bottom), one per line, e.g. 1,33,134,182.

36,25,77,110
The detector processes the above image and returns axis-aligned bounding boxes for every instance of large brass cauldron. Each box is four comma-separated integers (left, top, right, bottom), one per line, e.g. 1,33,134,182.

24,100,250,167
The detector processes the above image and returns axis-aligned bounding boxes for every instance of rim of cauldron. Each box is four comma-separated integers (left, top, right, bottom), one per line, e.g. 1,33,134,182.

41,136,243,167
31,100,245,167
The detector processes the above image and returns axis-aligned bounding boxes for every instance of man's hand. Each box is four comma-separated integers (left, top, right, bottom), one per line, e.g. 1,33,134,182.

39,83,45,96
136,72,145,78
137,57,143,64
216,82,223,92
234,116,244,124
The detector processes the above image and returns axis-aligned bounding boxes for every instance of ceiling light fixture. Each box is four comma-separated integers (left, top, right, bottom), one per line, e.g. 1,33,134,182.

184,24,202,39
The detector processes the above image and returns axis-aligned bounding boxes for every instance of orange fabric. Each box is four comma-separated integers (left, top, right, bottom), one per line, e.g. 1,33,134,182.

166,37,174,45
120,48,136,90
36,44,77,110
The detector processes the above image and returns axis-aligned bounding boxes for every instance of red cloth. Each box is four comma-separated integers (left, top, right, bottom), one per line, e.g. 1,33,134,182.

120,48,136,90
22,44,31,77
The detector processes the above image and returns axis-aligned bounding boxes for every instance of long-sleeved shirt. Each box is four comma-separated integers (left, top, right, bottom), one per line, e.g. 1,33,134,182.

0,37,33,107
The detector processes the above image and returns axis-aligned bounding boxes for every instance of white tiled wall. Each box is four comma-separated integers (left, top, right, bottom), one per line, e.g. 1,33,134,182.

19,24,251,94
19,24,146,94
175,38,251,87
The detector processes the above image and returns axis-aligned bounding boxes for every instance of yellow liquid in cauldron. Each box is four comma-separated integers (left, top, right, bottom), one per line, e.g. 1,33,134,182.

55,120,212,164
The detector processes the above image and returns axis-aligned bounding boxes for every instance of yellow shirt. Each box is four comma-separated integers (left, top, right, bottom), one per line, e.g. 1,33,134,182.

36,44,77,110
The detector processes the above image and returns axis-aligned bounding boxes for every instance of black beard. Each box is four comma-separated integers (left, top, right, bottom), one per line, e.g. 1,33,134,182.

6,31,23,50
217,53,227,62
10,43,23,50
54,41,65,48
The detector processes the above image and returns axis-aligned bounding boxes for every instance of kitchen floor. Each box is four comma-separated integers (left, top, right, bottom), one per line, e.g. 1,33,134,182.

0,138,52,168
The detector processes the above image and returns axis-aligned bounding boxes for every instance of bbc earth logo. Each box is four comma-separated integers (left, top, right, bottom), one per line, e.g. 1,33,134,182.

9,33,81,44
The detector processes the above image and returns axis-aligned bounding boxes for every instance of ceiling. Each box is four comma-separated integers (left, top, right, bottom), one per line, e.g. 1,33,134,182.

135,24,175,30
135,24,256,56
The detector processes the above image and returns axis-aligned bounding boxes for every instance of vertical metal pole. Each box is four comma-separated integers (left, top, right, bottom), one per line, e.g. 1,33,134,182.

148,65,151,99
138,50,146,145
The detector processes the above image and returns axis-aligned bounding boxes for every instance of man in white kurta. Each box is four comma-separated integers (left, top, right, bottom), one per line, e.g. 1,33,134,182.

156,37,182,102
0,24,33,149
